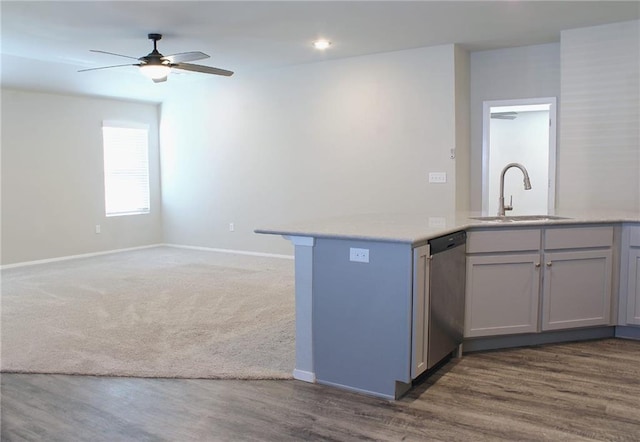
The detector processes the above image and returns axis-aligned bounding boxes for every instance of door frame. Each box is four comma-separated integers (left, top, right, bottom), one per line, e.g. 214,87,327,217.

481,97,557,214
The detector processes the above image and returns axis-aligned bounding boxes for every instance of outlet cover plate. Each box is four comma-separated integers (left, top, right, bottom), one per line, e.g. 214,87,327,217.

349,247,369,263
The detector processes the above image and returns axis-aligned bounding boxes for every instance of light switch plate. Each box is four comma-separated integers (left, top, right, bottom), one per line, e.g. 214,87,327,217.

429,172,447,183
428,217,446,228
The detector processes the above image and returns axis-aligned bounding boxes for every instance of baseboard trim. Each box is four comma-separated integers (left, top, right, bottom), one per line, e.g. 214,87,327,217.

0,244,162,270
292,369,316,383
463,327,616,353
615,326,640,340
164,244,294,260
1,244,294,270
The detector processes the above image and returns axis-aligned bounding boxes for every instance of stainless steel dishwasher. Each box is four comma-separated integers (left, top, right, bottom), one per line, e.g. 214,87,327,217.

426,231,466,369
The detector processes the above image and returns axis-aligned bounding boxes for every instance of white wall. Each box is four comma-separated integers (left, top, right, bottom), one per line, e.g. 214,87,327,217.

4,20,636,263
470,44,560,211
559,20,640,211
0,90,162,265
160,45,465,255
488,111,550,215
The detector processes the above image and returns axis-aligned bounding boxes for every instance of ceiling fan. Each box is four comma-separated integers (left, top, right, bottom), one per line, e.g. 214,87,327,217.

78,33,233,82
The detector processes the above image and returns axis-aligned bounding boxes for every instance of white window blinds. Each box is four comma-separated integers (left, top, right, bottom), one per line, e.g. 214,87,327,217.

102,122,150,216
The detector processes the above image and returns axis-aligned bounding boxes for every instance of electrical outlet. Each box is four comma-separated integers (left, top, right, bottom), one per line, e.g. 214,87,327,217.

229,223,235,232
349,247,369,263
428,172,447,183
95,225,101,234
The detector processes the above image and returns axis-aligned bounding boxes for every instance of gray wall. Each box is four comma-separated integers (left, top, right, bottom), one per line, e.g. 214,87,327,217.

1,90,162,265
470,20,640,213
469,43,561,211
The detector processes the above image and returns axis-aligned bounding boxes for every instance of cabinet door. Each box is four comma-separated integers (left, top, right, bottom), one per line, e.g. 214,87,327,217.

411,244,430,379
542,249,612,330
465,254,541,337
627,249,640,325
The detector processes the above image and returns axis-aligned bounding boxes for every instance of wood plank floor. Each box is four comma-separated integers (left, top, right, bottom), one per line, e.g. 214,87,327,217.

2,338,639,441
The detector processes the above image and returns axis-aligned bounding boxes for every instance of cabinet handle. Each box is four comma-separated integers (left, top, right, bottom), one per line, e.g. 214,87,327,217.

546,262,552,267
535,263,541,268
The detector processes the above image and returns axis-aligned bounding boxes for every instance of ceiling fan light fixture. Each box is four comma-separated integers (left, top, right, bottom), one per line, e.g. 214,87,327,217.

313,39,331,50
139,64,171,80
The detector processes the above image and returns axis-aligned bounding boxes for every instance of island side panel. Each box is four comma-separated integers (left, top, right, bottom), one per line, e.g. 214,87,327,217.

312,238,413,399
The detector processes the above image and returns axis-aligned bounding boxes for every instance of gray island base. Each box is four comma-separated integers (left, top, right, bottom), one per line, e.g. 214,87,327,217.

313,238,414,399
256,211,640,399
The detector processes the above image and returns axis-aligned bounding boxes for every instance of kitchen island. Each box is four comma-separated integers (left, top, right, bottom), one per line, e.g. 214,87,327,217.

256,210,640,399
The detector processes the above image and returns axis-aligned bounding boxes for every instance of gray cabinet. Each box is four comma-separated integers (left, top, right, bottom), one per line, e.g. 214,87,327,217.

465,253,540,336
465,225,614,338
541,249,612,330
411,244,430,378
626,226,640,325
465,229,541,337
542,226,613,330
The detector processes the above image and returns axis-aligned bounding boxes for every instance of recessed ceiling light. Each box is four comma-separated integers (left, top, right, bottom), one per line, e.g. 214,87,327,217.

313,39,332,50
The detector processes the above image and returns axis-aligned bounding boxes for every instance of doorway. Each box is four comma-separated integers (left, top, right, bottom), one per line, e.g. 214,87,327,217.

482,97,557,216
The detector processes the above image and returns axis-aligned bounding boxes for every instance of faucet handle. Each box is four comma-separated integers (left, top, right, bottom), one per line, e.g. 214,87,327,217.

504,195,513,212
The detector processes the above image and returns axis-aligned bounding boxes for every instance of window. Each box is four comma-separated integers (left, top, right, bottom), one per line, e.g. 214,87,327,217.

102,122,150,216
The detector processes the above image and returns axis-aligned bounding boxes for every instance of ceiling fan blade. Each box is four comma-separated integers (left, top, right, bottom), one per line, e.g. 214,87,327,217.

78,63,139,72
90,50,140,60
172,62,234,76
152,76,168,83
162,51,209,63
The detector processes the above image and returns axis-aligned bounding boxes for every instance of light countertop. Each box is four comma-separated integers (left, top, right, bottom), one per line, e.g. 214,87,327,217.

255,210,640,244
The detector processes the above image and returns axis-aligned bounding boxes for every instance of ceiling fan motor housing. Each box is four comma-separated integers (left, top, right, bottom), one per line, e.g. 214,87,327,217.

142,34,167,66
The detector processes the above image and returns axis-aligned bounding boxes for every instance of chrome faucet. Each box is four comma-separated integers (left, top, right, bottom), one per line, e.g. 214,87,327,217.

498,163,532,216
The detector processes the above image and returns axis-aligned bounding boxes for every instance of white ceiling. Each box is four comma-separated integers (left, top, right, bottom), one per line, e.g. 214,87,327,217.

2,1,639,103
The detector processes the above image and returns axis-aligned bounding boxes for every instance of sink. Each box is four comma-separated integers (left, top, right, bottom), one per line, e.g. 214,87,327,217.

471,215,571,223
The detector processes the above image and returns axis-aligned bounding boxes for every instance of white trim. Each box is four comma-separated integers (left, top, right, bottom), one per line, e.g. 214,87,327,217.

293,369,316,383
0,244,161,270
492,104,550,113
102,120,149,130
547,98,558,214
481,100,491,214
283,235,316,383
163,243,294,260
1,244,294,269
283,235,315,247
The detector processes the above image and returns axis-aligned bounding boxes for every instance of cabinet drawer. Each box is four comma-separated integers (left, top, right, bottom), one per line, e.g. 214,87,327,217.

544,225,613,250
467,229,541,253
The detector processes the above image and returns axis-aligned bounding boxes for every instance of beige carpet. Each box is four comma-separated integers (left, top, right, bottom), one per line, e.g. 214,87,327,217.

1,246,295,379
